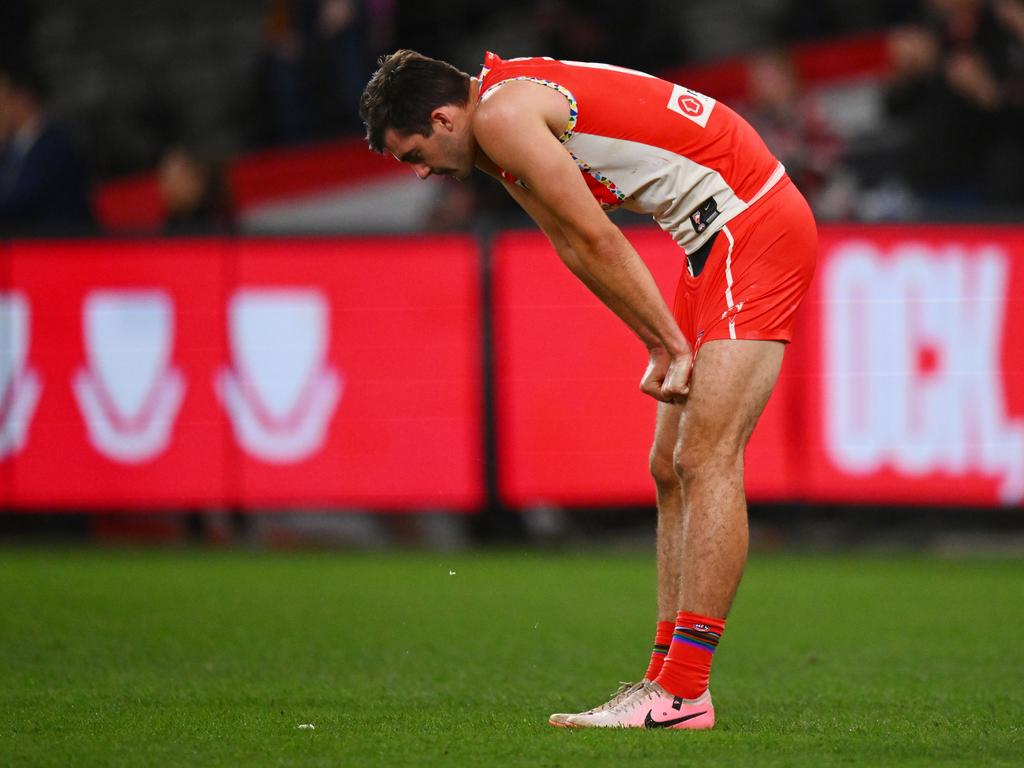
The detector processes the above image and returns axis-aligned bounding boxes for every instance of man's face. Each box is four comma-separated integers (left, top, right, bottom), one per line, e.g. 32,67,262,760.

384,112,474,181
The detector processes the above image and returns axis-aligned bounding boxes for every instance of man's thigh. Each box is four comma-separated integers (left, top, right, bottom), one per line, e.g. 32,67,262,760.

677,339,785,461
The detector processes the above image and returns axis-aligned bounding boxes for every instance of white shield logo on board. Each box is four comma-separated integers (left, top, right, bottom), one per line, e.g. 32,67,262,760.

73,290,186,463
0,292,42,459
216,289,342,463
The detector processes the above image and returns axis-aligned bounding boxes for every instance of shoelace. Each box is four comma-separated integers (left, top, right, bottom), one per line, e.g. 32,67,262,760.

579,682,638,715
604,681,639,708
581,684,634,720
607,681,659,715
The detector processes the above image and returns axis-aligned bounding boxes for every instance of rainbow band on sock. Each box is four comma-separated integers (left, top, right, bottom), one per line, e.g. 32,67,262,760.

673,626,721,653
651,642,670,657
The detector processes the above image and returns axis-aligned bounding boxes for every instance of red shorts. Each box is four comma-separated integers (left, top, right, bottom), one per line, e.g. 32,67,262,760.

672,175,817,356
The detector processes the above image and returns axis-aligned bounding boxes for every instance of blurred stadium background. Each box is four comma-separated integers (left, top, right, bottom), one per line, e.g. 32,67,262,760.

2,0,1024,546
2,2,1024,765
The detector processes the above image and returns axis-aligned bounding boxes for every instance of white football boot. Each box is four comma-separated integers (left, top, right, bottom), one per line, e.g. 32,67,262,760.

548,681,643,727
565,680,715,729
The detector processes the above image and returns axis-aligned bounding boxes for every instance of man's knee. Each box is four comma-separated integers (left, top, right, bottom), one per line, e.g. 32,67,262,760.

672,436,743,487
649,446,678,494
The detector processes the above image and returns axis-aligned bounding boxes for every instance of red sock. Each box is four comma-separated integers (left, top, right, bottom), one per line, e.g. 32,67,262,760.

654,610,726,699
642,621,675,681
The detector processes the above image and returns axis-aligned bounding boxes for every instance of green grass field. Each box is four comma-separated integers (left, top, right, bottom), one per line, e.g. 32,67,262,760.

1,549,1022,767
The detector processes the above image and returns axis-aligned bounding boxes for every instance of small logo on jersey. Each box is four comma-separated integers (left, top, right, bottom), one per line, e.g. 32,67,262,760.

666,84,716,127
689,197,720,234
678,96,703,116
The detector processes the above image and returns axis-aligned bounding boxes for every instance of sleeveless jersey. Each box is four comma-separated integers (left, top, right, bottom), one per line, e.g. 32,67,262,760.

478,52,785,255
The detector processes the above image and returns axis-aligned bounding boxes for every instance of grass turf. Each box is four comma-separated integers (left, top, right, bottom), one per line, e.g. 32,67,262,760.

1,549,1022,767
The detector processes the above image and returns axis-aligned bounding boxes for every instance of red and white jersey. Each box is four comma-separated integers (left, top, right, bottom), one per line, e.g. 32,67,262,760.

478,52,786,254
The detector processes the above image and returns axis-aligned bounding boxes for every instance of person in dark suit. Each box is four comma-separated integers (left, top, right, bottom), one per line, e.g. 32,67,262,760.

0,65,95,236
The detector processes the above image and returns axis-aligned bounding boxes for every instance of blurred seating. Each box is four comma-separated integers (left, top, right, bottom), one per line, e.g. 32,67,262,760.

11,0,1023,230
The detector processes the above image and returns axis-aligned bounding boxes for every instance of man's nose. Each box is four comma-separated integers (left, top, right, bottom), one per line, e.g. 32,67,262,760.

414,163,432,179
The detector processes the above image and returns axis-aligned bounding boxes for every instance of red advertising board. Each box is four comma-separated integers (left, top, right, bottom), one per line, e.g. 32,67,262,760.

493,226,1024,508
229,239,483,508
0,237,483,510
4,240,231,507
492,228,797,507
3,226,1023,511
799,226,1024,506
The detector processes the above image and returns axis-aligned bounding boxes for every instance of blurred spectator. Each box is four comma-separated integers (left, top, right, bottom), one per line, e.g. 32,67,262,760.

158,146,235,235
885,0,1024,210
256,0,380,145
310,0,374,133
0,64,95,236
743,51,843,207
258,0,316,144
991,0,1024,202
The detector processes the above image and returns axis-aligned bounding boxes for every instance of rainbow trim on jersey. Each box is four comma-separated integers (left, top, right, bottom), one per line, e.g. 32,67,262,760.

570,151,626,204
483,75,579,143
479,59,624,208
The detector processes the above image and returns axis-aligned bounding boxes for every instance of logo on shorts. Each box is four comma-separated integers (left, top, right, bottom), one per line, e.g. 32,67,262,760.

689,197,720,234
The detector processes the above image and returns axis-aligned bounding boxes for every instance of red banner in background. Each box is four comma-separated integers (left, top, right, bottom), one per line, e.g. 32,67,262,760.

799,227,1024,506
0,237,483,510
492,229,796,508
2,227,1023,511
494,226,1024,509
229,239,483,508
5,240,230,507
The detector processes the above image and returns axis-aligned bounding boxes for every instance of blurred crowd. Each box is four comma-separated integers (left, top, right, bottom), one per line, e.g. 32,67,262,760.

739,0,1024,220
884,0,1024,211
1,0,1023,236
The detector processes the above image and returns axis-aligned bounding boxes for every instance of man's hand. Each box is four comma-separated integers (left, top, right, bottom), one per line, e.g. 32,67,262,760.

640,346,693,403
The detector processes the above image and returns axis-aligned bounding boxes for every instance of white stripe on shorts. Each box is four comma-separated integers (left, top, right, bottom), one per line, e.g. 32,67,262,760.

723,225,737,339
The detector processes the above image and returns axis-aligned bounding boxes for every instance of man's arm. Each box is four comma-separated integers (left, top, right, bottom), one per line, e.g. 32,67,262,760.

478,156,659,348
473,82,693,401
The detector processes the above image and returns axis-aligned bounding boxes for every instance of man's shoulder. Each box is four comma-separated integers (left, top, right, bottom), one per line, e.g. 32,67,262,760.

474,78,572,140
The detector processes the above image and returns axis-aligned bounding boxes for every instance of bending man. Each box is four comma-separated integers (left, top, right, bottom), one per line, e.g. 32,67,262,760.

359,50,817,730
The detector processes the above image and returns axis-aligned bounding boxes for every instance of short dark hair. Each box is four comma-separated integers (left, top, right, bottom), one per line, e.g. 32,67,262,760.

359,49,471,153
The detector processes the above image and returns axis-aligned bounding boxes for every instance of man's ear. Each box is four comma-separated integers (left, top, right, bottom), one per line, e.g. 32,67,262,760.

431,106,456,132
